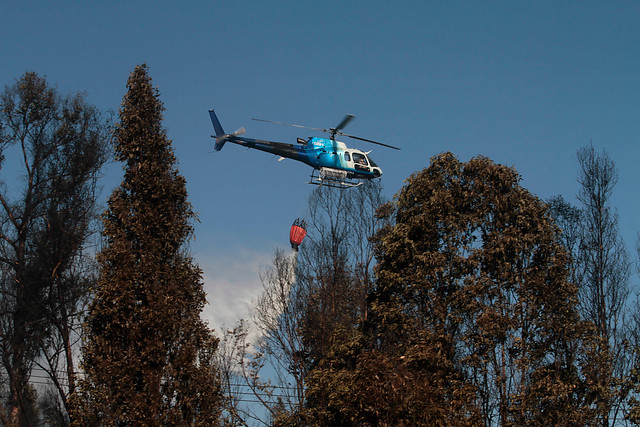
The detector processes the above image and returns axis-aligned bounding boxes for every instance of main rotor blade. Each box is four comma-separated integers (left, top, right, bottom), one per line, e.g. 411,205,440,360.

252,115,400,150
334,114,355,131
338,132,401,150
252,118,324,132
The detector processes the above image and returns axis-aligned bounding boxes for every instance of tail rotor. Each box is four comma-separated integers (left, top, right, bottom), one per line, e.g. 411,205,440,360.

209,109,245,151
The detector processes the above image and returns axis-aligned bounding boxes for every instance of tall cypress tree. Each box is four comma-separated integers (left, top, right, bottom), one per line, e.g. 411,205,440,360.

77,65,221,425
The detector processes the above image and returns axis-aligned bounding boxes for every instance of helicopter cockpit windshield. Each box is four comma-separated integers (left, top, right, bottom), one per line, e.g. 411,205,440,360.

367,155,378,167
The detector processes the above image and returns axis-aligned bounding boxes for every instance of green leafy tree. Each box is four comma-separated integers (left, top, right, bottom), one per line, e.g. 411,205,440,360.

77,64,221,425
0,72,109,426
307,153,599,425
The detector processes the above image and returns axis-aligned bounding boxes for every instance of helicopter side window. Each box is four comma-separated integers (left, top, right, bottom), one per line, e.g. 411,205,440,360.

344,152,351,162
353,152,368,165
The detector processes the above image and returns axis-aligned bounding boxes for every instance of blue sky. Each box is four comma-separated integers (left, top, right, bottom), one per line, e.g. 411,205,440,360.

2,1,639,328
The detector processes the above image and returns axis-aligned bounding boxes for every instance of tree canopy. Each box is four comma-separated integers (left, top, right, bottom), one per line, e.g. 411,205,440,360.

306,152,599,425
77,64,222,425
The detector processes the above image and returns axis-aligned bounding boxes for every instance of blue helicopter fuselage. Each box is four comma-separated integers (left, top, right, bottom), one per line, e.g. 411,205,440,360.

209,109,382,180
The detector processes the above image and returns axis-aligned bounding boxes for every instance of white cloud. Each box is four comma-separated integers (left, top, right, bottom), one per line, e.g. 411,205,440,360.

198,246,273,332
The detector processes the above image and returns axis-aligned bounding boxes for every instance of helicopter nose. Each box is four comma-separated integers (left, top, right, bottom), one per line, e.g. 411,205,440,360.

374,168,382,177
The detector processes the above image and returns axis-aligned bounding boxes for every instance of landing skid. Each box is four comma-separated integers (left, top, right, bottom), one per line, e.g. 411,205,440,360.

308,169,362,189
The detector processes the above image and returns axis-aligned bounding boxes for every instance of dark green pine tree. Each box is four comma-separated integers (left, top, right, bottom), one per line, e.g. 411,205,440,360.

77,64,221,425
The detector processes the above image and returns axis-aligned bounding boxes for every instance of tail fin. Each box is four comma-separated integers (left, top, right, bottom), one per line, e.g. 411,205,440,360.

209,109,227,151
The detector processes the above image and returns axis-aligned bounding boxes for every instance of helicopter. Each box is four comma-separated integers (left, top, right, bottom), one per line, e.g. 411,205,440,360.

209,109,399,189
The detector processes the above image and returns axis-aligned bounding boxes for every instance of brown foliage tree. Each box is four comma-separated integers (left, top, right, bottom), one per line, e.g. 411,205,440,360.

307,153,599,425
623,237,640,424
76,65,221,425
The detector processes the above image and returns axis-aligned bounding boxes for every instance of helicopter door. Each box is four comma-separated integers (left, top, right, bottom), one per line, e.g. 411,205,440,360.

352,152,370,173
